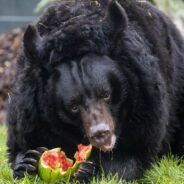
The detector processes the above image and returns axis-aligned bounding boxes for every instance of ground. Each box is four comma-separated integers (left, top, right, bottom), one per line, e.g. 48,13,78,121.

0,126,184,184
0,28,24,125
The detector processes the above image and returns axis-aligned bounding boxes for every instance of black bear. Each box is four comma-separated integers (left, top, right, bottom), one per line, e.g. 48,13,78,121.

7,0,184,181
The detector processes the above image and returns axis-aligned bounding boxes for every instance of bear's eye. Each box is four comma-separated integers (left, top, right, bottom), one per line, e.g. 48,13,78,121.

102,91,111,102
70,104,79,114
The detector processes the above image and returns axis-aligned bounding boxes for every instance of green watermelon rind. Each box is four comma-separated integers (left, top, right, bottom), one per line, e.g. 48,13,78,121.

38,145,92,182
38,160,61,182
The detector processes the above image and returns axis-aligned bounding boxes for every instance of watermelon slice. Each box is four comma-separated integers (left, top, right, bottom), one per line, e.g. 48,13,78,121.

74,144,92,163
38,144,92,182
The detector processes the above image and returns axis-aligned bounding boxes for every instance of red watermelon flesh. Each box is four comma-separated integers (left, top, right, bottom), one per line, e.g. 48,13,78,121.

74,144,92,162
42,149,73,171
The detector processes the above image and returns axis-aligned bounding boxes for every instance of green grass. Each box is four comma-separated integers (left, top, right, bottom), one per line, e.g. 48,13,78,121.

0,126,184,184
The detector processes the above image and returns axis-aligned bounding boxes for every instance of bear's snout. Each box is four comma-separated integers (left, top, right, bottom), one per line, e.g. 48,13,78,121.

81,102,116,152
89,123,111,147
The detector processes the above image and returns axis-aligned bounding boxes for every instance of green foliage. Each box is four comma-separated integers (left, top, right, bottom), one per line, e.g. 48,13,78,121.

143,155,184,184
34,0,57,13
154,0,184,19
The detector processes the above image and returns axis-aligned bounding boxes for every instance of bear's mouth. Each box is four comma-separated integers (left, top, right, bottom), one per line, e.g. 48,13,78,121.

89,134,117,152
99,134,116,152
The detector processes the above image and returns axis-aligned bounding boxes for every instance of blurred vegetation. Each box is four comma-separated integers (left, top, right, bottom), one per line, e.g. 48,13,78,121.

154,0,184,20
34,0,57,13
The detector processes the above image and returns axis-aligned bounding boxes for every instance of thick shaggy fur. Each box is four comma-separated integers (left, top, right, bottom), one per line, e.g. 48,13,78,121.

7,0,184,181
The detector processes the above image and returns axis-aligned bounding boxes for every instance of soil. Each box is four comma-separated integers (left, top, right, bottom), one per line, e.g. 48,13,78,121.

0,28,24,124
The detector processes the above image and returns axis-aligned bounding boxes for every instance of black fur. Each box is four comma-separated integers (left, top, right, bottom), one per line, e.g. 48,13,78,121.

7,0,184,181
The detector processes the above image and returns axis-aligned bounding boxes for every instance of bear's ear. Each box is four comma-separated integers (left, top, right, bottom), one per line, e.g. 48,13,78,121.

23,25,41,61
103,0,128,33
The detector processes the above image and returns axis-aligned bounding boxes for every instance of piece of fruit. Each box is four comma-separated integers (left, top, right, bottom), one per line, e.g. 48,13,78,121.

38,148,73,182
74,144,92,163
38,144,92,182
72,144,93,175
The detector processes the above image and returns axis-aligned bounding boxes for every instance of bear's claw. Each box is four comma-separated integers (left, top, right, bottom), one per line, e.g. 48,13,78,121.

74,161,96,181
13,147,48,179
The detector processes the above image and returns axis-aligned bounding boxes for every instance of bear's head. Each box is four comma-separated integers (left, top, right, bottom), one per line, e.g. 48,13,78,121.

22,0,130,151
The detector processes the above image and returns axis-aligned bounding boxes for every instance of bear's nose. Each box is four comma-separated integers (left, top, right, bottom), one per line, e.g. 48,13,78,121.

89,123,111,143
